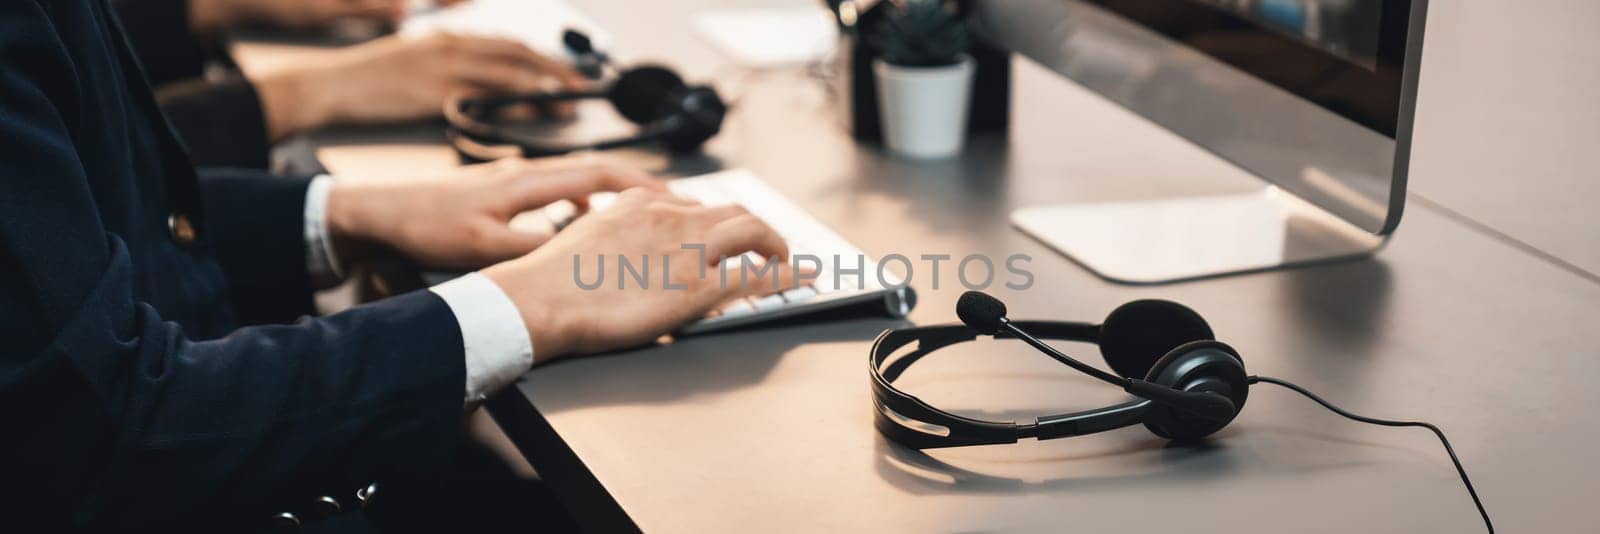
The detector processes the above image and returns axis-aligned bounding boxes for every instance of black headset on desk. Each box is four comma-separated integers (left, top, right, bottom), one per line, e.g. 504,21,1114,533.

444,30,727,163
870,291,1495,532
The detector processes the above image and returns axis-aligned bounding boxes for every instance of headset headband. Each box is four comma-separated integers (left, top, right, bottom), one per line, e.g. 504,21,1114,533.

869,322,1152,449
444,91,672,162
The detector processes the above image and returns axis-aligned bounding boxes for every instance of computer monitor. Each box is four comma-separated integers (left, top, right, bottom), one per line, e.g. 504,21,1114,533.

977,0,1428,283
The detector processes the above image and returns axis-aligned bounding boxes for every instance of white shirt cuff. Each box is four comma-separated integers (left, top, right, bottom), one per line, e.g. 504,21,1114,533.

303,175,344,283
430,272,535,405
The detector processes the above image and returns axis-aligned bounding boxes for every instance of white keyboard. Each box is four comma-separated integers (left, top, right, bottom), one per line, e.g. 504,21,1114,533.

541,169,917,335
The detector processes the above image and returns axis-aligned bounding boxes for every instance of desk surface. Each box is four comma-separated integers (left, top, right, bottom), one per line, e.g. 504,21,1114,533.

250,1,1600,532
493,68,1599,534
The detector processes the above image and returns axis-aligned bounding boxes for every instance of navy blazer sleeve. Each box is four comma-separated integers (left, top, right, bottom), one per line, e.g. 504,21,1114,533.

198,168,318,324
159,77,274,169
1,3,467,528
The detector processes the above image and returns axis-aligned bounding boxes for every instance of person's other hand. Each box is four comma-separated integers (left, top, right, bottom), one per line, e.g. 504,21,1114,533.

254,33,585,139
482,188,805,360
191,0,408,32
325,155,663,271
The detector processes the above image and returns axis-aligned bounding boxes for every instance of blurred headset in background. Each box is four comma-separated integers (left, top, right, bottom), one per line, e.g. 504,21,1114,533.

444,30,727,163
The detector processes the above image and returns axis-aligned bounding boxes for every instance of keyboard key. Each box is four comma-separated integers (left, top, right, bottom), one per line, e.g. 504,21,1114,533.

813,271,840,293
748,294,787,312
780,286,817,303
719,299,754,318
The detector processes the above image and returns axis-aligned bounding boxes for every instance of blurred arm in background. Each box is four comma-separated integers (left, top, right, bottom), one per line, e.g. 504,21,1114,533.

113,0,581,168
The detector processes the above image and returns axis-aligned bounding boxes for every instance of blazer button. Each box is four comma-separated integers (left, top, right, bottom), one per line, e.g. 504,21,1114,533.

310,495,342,518
356,483,379,508
167,213,197,246
271,512,301,528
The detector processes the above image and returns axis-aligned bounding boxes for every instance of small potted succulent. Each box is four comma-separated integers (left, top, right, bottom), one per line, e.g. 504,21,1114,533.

870,0,973,159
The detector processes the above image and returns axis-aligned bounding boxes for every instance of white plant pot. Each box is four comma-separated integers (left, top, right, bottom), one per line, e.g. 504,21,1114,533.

873,55,975,160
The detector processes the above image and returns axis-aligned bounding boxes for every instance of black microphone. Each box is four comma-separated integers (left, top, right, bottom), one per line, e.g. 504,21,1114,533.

562,28,608,80
563,29,594,54
956,291,1236,422
955,290,1007,335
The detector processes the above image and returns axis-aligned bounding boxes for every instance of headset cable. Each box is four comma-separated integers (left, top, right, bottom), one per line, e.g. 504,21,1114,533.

1247,375,1492,533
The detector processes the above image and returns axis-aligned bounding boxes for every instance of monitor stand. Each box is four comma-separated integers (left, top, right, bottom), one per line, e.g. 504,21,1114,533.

1011,186,1387,285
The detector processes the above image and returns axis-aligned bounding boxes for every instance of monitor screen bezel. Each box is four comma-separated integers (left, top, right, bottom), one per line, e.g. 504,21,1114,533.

1081,0,1413,138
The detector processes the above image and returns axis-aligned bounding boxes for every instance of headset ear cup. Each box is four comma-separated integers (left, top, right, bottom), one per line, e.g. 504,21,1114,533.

655,86,726,153
609,66,686,124
1141,340,1248,441
1098,300,1215,379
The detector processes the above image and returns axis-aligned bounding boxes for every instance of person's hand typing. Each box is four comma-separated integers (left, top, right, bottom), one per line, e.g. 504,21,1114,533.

482,188,805,360
324,155,663,271
253,33,585,139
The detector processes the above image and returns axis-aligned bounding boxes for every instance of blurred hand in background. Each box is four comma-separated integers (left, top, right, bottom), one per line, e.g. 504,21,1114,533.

252,32,585,138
